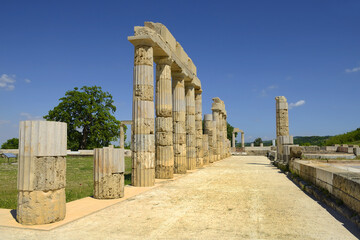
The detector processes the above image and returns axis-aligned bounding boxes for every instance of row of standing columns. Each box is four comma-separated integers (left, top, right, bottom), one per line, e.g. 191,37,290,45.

131,44,230,187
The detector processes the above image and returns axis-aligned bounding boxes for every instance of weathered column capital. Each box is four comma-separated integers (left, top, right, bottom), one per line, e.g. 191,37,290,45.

154,56,174,66
134,45,153,66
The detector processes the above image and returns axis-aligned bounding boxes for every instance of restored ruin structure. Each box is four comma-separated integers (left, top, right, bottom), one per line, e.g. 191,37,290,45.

128,22,230,186
94,145,125,199
275,96,298,166
17,120,67,225
232,128,240,151
204,114,215,163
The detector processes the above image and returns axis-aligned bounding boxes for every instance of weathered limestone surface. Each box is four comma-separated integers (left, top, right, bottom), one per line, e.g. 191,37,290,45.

172,73,187,174
131,44,155,187
195,90,203,167
204,114,214,163
17,120,67,225
155,57,174,179
202,134,209,165
275,96,289,137
232,128,240,151
212,98,222,161
94,146,125,199
185,83,196,170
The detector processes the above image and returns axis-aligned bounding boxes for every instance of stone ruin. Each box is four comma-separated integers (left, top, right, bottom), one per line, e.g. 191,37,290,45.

14,22,232,225
128,22,231,187
17,121,67,225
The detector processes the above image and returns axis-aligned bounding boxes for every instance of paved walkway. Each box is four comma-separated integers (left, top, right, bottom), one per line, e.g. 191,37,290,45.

1,156,359,239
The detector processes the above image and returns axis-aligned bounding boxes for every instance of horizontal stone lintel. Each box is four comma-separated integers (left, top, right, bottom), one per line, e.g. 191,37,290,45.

128,30,201,90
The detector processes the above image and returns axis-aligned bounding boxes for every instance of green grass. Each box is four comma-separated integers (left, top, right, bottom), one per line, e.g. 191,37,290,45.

0,156,132,210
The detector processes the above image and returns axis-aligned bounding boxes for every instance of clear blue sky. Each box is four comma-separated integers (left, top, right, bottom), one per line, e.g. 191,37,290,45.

1,0,359,146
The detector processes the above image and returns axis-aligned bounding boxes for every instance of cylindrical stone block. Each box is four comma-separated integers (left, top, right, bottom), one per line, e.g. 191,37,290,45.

172,74,187,174
185,84,196,170
132,44,155,187
275,96,289,137
94,146,124,199
204,114,214,163
203,134,209,165
17,120,67,225
195,90,203,167
241,132,245,148
120,124,125,149
155,58,174,179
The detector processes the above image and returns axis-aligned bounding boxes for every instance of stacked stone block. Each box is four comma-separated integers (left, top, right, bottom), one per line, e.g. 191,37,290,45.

204,114,214,163
17,120,67,225
212,98,222,161
203,134,209,165
131,44,155,187
195,89,203,167
185,83,196,170
94,145,124,199
155,57,174,179
275,96,296,165
172,73,187,174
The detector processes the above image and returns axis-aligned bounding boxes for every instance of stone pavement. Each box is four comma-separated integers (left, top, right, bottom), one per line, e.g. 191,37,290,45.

1,156,359,239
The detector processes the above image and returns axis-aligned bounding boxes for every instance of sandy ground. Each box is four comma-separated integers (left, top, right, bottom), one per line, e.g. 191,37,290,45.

1,156,359,240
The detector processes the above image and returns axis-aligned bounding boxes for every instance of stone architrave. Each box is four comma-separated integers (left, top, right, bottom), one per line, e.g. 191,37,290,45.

131,44,155,187
94,145,124,199
17,120,67,225
203,134,209,165
195,89,203,167
185,83,196,170
204,114,214,163
155,57,174,179
172,73,187,174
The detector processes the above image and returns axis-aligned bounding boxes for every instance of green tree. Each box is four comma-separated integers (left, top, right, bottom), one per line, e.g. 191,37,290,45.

1,138,19,149
227,122,237,141
254,137,263,146
44,86,121,150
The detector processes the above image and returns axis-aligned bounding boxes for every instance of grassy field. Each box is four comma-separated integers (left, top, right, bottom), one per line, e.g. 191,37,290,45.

0,156,132,210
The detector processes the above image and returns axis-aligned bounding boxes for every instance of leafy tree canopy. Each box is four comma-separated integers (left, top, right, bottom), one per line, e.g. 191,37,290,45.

254,137,263,146
1,138,19,149
44,86,123,150
227,122,238,141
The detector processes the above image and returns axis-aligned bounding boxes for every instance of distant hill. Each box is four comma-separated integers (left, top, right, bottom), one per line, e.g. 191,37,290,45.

325,128,360,146
293,136,330,146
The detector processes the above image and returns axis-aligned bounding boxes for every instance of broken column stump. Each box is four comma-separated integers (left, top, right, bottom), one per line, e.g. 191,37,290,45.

94,145,125,199
17,120,67,225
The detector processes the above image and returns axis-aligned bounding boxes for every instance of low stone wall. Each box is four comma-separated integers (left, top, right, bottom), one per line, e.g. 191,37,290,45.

245,147,271,156
1,149,132,157
289,160,360,215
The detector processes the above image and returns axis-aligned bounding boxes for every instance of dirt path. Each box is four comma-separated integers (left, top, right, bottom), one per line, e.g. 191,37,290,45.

1,156,359,239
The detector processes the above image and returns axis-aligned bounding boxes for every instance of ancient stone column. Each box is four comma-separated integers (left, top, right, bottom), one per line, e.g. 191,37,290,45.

155,57,174,179
17,120,67,225
203,134,209,165
195,89,203,167
131,44,155,187
212,98,221,161
219,112,224,159
94,145,124,199
172,73,187,174
120,123,125,149
185,83,196,170
232,132,236,151
241,131,245,148
275,96,289,137
204,114,214,163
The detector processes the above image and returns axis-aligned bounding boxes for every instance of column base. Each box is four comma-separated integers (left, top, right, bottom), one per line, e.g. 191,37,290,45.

17,188,66,225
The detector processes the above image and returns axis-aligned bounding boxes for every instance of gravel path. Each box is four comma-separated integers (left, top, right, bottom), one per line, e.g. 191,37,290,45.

1,156,359,239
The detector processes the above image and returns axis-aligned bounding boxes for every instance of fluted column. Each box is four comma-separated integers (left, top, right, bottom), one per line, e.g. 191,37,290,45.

232,132,236,151
203,134,209,165
204,114,214,163
17,120,67,225
195,89,203,167
172,73,187,174
131,44,155,187
155,57,174,179
241,131,245,148
120,123,125,149
212,110,220,161
185,83,196,170
94,145,124,199
219,112,224,159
